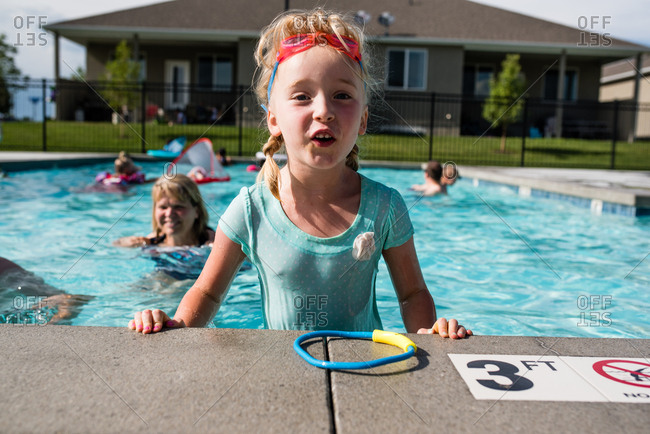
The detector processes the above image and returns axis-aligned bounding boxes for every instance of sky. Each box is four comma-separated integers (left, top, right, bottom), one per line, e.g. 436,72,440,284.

2,0,649,80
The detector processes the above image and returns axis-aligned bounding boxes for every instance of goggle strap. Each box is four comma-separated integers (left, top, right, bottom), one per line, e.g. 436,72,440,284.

263,60,280,112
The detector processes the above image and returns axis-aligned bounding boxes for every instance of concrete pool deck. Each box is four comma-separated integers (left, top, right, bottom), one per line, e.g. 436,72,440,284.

0,325,648,433
2,151,649,215
0,151,153,171
459,166,650,215
365,160,650,215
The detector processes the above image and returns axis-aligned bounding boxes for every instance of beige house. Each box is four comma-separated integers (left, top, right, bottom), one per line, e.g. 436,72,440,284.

46,0,649,135
600,54,650,139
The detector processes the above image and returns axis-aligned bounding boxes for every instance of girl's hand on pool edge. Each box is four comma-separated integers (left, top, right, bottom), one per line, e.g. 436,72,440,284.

128,309,185,334
417,318,472,339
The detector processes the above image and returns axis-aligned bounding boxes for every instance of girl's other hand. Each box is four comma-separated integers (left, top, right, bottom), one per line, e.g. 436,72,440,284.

128,309,185,334
417,317,472,339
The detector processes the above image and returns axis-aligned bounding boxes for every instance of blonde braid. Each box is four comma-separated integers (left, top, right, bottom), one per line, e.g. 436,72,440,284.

256,135,283,200
345,144,360,171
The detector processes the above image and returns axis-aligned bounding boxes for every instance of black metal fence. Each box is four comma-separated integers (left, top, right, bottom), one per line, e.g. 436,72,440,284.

2,79,648,169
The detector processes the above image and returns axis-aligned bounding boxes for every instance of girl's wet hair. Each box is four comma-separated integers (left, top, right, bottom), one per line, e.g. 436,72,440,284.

424,161,443,183
253,8,374,200
151,173,208,241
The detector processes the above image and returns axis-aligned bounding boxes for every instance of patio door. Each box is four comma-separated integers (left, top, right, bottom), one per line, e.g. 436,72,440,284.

165,60,190,110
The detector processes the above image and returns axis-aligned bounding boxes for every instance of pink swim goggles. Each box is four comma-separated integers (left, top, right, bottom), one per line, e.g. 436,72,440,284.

262,32,364,112
278,32,362,64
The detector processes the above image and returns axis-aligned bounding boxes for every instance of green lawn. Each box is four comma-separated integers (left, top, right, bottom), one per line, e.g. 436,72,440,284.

0,121,264,156
360,132,649,169
1,120,648,170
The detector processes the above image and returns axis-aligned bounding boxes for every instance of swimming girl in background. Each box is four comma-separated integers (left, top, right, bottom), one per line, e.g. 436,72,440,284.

95,151,151,186
114,174,215,248
129,8,471,338
410,160,459,196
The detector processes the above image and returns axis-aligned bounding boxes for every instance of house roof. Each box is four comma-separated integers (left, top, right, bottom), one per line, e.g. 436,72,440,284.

46,0,648,57
601,54,650,83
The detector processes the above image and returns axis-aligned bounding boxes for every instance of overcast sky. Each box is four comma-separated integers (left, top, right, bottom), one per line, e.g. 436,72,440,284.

2,0,649,79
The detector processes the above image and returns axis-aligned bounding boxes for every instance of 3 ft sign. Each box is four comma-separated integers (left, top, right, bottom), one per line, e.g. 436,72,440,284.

448,354,650,403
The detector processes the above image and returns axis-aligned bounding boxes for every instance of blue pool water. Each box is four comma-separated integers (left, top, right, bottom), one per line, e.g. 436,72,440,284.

1,162,648,338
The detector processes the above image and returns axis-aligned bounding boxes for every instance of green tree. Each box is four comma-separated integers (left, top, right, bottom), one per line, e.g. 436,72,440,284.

101,40,140,137
0,33,24,115
482,54,526,153
72,66,86,81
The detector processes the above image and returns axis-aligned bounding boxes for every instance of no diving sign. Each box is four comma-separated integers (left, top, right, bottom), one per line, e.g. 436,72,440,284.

592,359,650,388
448,354,650,403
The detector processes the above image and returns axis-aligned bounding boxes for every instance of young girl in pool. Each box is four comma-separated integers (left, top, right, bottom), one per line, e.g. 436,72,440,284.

114,174,215,248
129,8,471,338
96,151,149,186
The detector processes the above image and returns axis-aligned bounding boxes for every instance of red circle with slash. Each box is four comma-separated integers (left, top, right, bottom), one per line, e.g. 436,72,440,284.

592,359,650,388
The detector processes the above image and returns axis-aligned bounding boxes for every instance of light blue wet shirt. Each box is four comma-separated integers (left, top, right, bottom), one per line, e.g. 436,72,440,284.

219,174,414,331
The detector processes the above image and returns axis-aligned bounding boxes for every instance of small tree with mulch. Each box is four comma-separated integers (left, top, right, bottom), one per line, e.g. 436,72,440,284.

101,40,140,138
482,54,526,153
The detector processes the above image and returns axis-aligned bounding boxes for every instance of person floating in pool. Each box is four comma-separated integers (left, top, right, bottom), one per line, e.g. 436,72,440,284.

128,8,471,338
114,173,215,248
187,166,208,182
218,147,232,166
410,160,459,196
0,257,92,324
95,151,153,186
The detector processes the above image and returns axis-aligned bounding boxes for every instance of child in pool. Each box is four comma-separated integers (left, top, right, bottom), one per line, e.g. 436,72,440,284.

95,151,150,185
0,257,92,324
188,166,208,182
410,160,459,196
129,8,471,338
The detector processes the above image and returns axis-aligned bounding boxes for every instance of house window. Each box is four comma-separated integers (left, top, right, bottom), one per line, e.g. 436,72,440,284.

386,49,427,90
463,65,494,96
198,56,233,90
543,69,578,101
